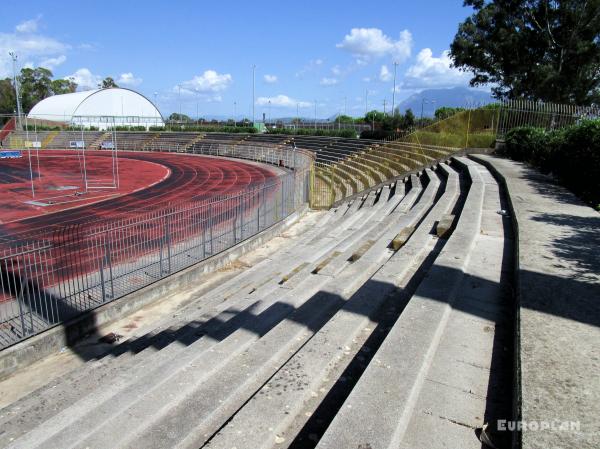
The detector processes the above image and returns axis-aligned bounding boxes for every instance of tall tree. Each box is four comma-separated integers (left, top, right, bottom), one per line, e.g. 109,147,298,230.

51,79,77,95
19,67,53,112
0,78,17,120
450,0,600,104
99,77,118,89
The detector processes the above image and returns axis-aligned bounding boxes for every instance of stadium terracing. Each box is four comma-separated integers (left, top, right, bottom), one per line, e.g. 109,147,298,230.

0,101,597,449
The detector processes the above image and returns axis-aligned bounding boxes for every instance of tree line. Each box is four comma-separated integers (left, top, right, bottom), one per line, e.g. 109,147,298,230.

0,67,119,122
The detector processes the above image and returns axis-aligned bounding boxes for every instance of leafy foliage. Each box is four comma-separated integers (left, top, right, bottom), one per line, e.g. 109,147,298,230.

168,113,192,122
504,121,600,205
99,77,118,89
0,67,78,116
267,128,357,138
435,106,466,119
450,0,600,104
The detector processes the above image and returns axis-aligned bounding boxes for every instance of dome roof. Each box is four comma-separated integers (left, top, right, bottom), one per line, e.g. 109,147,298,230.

28,87,163,128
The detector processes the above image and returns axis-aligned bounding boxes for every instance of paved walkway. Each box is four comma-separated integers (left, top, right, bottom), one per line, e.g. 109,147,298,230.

472,155,600,449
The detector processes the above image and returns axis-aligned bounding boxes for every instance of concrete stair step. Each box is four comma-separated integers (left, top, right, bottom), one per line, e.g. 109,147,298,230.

6,270,334,449
315,157,487,449
203,165,462,449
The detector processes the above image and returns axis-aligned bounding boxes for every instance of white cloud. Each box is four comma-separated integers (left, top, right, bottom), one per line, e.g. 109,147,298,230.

118,72,142,87
179,70,232,94
40,54,66,69
263,74,278,84
379,65,392,82
336,28,412,64
0,27,69,78
295,58,325,78
403,48,470,88
320,77,339,86
15,17,40,34
331,65,342,76
65,68,102,91
256,95,311,108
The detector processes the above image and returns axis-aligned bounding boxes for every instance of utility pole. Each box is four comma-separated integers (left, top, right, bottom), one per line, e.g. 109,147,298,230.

9,52,23,129
314,99,317,130
383,99,387,115
344,96,347,116
178,85,182,120
195,88,199,123
252,64,256,125
391,61,398,116
365,89,368,116
234,101,237,127
296,103,299,129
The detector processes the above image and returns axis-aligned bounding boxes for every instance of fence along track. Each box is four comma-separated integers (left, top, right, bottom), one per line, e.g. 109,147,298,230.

0,144,313,349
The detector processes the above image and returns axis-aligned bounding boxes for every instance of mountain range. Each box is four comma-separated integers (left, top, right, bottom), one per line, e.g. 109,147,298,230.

395,86,494,117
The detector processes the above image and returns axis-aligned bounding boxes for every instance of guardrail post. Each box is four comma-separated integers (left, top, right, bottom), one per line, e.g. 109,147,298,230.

202,226,206,259
209,204,214,255
104,235,115,299
232,211,237,243
165,216,172,274
99,251,107,303
280,181,285,218
240,200,245,241
257,189,261,231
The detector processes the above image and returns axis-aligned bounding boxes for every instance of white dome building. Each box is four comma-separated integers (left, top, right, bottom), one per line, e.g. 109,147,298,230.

27,87,164,130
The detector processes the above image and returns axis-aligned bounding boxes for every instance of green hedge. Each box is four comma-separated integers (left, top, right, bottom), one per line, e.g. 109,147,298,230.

267,128,358,138
155,125,256,133
504,121,600,208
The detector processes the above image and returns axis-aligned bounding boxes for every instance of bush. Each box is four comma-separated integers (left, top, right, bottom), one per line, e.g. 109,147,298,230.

504,127,548,162
553,121,600,206
503,121,600,206
267,128,357,138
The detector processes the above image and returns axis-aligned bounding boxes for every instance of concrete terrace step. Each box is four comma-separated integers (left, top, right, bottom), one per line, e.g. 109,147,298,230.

315,157,508,449
0,176,411,444
204,163,461,449
0,158,517,449
4,176,431,449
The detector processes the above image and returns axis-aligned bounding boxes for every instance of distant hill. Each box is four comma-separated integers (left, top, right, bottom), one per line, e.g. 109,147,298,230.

396,87,494,117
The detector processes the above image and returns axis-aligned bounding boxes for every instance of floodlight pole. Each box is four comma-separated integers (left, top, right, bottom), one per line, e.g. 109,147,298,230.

178,85,182,120
391,61,398,116
251,65,256,125
234,101,237,127
9,52,23,129
195,88,199,123
27,119,35,198
80,121,89,193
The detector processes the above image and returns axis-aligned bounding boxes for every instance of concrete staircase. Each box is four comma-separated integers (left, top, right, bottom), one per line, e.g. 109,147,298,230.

0,157,514,449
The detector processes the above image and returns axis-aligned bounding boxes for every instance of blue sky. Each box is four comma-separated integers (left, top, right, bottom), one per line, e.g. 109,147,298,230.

0,0,479,118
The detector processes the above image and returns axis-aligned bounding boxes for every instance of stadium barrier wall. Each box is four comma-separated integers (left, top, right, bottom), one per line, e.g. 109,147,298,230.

0,144,313,350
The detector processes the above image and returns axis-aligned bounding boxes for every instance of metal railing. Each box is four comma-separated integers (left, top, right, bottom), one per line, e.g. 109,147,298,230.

496,99,600,138
0,144,312,349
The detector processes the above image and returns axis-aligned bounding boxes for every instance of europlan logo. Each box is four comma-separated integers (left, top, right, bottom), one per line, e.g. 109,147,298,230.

497,419,581,432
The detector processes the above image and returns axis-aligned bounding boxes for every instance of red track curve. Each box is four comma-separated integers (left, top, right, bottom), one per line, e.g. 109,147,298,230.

1,151,277,238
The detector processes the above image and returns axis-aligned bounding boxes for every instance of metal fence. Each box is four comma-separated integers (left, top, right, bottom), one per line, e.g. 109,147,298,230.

0,144,312,349
496,100,600,138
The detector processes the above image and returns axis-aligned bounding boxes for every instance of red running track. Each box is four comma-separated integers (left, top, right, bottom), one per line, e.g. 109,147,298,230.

0,151,279,308
1,150,277,238
0,150,171,224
